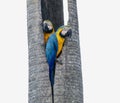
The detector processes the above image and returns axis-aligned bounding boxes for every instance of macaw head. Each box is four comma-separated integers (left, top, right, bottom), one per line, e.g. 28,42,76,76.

59,25,72,38
42,20,54,33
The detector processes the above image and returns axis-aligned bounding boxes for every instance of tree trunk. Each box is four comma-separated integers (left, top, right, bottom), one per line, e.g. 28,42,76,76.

63,0,83,102
27,0,83,103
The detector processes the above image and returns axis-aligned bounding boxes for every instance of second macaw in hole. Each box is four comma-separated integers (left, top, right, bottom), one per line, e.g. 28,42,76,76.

45,25,72,103
42,20,55,46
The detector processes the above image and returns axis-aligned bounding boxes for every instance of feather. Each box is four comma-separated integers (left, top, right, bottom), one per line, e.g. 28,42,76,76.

46,34,58,103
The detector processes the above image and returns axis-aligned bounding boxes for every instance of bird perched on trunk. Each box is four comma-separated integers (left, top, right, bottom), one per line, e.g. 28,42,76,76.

45,25,72,103
42,20,55,45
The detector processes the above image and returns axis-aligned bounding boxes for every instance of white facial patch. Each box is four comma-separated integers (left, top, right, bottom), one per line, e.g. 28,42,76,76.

48,25,53,30
61,30,67,35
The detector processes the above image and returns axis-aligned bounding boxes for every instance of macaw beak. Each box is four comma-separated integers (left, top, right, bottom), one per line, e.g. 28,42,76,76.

66,29,72,38
42,23,48,32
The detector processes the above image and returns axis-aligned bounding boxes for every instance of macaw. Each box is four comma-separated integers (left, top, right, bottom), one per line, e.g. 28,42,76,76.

42,20,55,45
45,25,72,103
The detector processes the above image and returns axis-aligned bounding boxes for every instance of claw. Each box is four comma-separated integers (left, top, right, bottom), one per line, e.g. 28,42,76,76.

56,59,63,65
41,43,45,47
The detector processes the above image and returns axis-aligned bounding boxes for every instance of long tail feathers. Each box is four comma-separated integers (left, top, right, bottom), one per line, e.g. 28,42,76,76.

49,63,56,103
51,86,54,103
51,63,56,103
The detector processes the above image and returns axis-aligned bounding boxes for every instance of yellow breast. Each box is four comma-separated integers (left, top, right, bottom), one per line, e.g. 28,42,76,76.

44,33,50,44
56,29,65,56
44,30,54,44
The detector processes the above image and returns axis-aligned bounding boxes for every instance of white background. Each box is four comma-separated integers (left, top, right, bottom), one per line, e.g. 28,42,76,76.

0,0,120,103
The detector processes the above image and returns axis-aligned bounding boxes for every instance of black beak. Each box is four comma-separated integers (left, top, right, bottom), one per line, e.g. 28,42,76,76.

66,29,72,38
42,23,48,32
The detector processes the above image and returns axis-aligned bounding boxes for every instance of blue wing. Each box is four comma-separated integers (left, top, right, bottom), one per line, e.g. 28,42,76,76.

45,34,58,86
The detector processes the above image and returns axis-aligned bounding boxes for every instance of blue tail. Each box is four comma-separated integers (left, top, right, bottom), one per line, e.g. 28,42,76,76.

49,63,55,103
49,61,56,86
51,86,54,103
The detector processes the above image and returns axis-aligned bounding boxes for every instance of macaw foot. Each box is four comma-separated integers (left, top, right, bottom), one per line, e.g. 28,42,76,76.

41,43,45,47
41,43,46,51
56,59,63,65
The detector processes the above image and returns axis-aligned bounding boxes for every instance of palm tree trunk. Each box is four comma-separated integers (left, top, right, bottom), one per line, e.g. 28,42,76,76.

27,0,51,103
27,0,83,103
63,0,83,102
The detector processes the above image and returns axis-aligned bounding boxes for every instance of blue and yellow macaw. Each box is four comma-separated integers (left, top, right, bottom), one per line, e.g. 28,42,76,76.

45,25,72,103
42,20,55,45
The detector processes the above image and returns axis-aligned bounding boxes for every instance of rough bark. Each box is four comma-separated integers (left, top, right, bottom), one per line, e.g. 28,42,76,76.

63,0,83,103
27,0,83,103
27,0,51,103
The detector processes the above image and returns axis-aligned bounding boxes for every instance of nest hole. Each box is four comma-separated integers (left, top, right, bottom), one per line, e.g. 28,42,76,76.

41,0,64,31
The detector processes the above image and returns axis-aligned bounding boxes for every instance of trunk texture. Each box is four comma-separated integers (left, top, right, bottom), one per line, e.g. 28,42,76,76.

27,0,83,103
